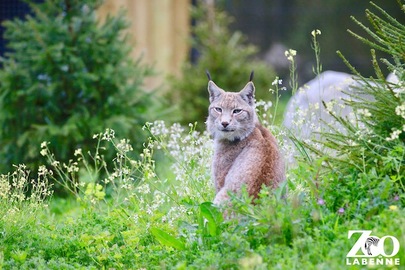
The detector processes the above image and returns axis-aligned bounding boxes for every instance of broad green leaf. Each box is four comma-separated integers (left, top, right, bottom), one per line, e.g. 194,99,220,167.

199,202,223,236
150,227,186,250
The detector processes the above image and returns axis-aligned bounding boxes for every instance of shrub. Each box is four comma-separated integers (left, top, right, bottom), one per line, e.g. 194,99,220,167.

168,0,276,128
311,1,405,192
0,0,156,173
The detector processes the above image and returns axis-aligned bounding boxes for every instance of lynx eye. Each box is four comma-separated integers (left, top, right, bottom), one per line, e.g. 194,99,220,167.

233,109,242,114
214,107,222,113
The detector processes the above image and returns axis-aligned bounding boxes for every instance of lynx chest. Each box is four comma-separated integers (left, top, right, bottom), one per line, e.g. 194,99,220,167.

212,139,249,191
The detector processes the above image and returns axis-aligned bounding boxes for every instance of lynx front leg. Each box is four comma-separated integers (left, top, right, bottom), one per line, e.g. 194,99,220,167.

213,188,229,205
218,146,266,203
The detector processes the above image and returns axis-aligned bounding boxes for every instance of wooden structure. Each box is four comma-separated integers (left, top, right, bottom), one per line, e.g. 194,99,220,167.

98,0,190,89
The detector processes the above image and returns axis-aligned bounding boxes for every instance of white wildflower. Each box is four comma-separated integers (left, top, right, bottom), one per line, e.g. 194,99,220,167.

395,102,405,119
133,214,139,224
51,160,60,167
324,101,335,113
40,149,48,157
101,128,115,141
74,148,82,156
285,49,297,61
386,129,402,141
271,77,283,86
137,184,150,194
38,165,48,176
357,108,372,117
311,29,321,37
117,139,133,153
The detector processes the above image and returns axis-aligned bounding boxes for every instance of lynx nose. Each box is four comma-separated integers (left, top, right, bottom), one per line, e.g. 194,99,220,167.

221,121,229,128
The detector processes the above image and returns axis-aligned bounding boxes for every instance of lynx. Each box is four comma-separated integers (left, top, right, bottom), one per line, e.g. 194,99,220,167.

206,72,285,205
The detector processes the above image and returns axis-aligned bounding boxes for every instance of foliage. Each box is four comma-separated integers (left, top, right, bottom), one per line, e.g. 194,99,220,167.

0,124,403,268
302,1,405,192
288,0,405,79
0,0,155,173
168,0,276,129
0,165,53,252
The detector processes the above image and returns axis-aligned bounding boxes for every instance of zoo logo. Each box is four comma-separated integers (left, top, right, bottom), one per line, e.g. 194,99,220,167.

346,230,401,266
364,236,380,256
347,230,400,257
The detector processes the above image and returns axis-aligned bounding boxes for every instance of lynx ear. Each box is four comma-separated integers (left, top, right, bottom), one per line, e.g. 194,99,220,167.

208,81,224,103
239,81,255,106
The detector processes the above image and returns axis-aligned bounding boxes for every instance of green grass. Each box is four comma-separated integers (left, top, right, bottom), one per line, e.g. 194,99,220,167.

0,114,403,269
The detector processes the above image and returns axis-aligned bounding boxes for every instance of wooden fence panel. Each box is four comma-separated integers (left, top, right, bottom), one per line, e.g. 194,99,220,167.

98,0,190,89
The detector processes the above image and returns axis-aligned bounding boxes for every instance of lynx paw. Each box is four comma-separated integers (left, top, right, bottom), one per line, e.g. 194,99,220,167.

213,189,229,206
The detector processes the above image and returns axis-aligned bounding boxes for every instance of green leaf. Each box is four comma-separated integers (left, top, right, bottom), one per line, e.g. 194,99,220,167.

150,227,186,250
274,179,288,201
199,202,223,236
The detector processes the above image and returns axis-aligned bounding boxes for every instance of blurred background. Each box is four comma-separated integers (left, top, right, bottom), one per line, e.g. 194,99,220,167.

2,0,404,85
223,0,404,83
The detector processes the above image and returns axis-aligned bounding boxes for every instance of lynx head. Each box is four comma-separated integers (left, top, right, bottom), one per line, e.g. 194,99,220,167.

206,73,258,141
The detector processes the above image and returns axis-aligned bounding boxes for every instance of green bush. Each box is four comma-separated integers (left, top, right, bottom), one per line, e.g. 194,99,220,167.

169,0,276,128
0,0,155,173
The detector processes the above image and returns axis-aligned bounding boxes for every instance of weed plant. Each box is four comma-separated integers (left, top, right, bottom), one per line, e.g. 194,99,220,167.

302,2,405,193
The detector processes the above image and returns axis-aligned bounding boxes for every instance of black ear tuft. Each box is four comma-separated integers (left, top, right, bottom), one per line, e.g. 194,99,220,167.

249,70,254,82
206,70,212,81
